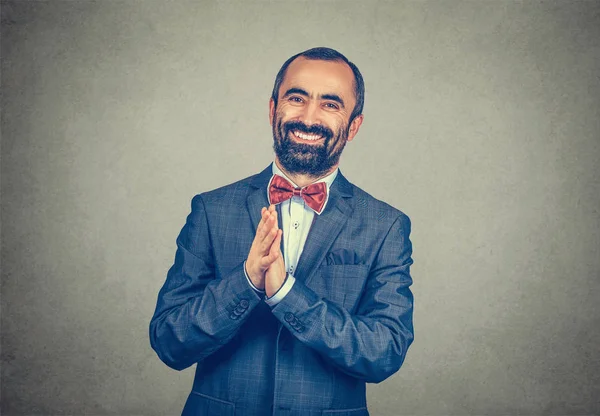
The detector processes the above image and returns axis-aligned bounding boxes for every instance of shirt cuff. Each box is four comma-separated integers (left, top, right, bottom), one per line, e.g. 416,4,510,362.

244,261,265,293
265,274,296,307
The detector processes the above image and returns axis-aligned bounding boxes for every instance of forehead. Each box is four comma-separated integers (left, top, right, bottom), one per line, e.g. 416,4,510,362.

280,57,356,102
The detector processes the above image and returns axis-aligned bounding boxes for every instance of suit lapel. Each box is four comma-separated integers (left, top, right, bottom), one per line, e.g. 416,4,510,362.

294,171,354,285
247,166,355,284
247,165,273,230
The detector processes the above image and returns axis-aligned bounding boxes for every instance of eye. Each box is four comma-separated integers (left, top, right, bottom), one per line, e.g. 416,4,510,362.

324,102,340,110
288,96,304,104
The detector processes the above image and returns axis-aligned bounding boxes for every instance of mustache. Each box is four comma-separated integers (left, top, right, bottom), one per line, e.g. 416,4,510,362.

283,120,333,141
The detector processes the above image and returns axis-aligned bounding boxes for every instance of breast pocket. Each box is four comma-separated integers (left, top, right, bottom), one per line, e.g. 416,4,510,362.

318,264,370,312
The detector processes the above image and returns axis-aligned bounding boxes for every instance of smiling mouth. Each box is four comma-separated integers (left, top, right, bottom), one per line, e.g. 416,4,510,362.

291,130,324,142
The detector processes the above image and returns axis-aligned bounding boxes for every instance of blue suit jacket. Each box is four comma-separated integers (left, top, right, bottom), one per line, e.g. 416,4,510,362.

149,165,414,416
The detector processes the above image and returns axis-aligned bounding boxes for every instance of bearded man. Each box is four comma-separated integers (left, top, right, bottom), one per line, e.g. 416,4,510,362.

149,47,414,416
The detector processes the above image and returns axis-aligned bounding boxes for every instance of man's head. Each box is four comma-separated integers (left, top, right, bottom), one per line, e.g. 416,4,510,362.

269,47,365,179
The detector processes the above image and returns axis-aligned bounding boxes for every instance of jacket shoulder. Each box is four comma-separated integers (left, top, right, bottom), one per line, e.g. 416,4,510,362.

190,171,261,207
348,181,410,227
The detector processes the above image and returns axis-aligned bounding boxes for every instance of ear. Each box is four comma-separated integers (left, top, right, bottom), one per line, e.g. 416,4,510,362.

269,98,275,126
346,114,364,142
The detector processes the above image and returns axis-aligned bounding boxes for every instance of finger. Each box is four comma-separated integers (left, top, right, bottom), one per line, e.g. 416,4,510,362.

260,209,277,234
261,208,278,239
260,233,282,269
259,224,278,254
258,213,277,242
273,229,282,254
254,208,268,236
259,207,269,227
256,210,275,240
266,229,282,262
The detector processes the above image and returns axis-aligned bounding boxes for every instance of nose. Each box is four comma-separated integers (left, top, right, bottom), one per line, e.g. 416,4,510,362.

298,101,321,126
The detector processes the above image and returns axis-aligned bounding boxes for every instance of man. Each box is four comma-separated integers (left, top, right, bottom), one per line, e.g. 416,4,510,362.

149,47,414,416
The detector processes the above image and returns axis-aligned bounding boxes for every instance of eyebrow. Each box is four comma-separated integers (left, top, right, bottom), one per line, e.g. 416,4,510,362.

282,88,346,109
282,87,309,98
320,94,345,108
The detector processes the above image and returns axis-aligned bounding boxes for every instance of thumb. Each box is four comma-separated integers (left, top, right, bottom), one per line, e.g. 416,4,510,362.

268,229,282,260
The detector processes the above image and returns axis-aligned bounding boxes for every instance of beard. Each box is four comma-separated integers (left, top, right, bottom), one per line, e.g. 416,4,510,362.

272,115,349,179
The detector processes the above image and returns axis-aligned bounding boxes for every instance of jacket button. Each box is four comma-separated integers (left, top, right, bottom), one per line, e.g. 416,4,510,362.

239,299,249,308
284,312,294,323
229,313,238,320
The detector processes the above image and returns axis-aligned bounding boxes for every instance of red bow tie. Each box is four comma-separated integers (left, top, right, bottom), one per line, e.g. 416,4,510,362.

268,174,328,215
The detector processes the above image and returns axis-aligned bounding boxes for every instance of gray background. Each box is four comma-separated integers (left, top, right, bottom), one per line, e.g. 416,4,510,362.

2,1,599,415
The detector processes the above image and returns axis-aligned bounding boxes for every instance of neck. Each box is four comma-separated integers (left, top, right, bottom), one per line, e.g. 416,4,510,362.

274,159,337,188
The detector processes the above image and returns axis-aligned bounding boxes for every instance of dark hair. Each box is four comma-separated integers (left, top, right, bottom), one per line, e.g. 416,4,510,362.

271,47,365,122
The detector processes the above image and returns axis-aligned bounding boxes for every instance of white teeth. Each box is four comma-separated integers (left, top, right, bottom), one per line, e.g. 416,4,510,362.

294,130,322,141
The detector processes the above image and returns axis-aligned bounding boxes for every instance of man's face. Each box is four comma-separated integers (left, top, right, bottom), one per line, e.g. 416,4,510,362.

270,57,363,178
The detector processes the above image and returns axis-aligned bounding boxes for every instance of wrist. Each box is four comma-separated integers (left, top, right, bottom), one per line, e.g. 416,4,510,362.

244,260,265,289
266,273,287,298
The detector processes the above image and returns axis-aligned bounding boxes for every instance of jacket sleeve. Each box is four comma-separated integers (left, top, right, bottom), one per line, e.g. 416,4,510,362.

269,213,414,383
149,194,262,371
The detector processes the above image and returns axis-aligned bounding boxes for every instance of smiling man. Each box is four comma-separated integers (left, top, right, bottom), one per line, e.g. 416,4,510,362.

150,47,414,416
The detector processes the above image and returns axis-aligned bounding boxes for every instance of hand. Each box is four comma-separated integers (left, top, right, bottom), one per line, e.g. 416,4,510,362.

265,245,286,298
246,205,282,290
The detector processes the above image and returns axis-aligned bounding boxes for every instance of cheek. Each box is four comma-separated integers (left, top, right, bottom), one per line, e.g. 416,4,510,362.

329,117,349,134
276,104,302,120
327,111,350,127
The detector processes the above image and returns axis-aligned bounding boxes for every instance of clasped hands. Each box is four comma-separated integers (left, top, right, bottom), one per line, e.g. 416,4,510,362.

246,205,286,298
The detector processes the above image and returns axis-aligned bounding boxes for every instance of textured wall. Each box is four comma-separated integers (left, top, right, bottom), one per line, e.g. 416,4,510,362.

2,1,599,415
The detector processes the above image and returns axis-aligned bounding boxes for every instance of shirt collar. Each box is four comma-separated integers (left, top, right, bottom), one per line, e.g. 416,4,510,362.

271,161,338,191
